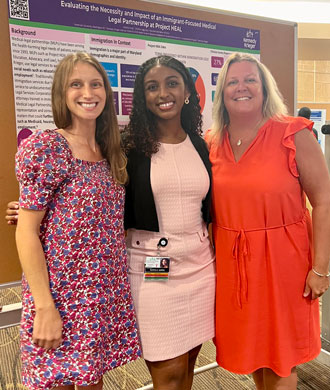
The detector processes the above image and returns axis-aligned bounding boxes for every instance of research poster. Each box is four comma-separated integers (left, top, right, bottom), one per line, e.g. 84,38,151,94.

8,0,260,141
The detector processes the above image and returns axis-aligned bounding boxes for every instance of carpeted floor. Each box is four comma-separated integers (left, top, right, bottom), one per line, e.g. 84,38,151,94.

1,287,330,390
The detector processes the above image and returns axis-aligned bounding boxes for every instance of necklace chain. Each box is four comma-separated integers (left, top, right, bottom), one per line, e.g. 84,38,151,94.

229,121,263,147
233,132,253,147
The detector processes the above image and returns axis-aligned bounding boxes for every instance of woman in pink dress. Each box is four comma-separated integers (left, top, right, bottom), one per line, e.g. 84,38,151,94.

123,56,216,390
14,52,141,390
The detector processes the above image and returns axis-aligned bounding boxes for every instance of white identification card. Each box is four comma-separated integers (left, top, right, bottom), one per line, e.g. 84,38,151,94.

144,256,170,281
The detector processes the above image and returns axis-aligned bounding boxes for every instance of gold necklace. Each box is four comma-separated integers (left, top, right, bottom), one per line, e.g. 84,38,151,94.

236,134,252,146
229,120,263,147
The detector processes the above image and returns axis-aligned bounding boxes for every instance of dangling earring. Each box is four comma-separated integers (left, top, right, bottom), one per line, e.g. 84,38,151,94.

184,97,190,105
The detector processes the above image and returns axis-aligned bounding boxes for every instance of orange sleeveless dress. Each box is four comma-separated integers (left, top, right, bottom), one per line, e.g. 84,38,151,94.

208,116,321,377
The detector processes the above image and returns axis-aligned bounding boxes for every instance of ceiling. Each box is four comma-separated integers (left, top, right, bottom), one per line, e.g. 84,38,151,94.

164,0,330,23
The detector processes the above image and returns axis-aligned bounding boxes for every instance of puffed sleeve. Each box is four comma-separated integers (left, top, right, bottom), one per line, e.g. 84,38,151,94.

15,129,72,210
282,116,314,177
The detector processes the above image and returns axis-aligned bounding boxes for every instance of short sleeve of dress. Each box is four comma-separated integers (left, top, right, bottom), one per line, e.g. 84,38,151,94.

282,116,314,177
15,129,72,210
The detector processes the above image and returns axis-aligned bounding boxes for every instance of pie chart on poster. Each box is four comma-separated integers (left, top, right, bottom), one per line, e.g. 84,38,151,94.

188,67,205,113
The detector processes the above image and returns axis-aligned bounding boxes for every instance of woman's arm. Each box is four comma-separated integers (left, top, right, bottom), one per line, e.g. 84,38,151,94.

295,128,330,299
16,208,62,349
5,201,19,225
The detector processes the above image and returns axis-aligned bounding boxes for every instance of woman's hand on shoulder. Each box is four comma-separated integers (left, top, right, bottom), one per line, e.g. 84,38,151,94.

5,201,19,225
203,129,213,150
303,270,329,300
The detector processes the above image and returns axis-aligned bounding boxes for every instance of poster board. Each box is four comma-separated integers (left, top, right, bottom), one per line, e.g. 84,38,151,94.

0,0,297,283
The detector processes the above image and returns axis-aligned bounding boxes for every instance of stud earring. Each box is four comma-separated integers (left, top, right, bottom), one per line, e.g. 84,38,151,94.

184,97,190,105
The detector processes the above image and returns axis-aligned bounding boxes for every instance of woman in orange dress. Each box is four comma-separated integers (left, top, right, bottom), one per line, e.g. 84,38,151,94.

207,53,330,390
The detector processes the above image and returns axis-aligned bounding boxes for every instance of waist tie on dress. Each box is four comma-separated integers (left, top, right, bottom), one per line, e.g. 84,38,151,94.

216,216,305,308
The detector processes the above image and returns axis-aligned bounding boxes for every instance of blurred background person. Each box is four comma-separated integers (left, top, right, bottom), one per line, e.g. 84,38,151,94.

298,106,318,140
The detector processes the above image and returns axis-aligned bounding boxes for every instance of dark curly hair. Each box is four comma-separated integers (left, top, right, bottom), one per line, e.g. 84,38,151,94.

123,56,203,156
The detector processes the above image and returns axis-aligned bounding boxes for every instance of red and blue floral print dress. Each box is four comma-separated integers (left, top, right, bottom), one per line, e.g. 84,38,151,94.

15,129,141,390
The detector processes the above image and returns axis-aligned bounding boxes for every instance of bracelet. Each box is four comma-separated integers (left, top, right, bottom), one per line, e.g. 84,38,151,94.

312,268,330,278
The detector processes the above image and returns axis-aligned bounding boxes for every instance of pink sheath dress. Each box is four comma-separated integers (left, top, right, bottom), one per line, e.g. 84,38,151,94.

15,129,141,390
127,135,216,361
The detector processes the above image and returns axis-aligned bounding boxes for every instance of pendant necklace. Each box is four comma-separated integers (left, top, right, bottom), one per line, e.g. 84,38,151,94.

233,133,252,147
230,120,263,147
235,128,258,146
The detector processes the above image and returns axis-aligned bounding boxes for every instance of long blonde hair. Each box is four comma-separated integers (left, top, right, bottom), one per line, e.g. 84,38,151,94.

210,53,288,140
52,52,127,184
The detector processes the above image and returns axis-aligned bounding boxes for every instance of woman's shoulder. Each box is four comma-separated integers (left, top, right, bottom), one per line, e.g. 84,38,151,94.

19,129,70,152
269,115,313,130
16,129,73,169
265,116,314,144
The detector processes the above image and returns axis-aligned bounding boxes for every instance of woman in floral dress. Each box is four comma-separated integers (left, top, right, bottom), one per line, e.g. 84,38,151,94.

14,52,141,390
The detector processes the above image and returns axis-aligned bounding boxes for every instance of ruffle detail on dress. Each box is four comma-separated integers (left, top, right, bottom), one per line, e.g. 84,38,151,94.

281,116,314,177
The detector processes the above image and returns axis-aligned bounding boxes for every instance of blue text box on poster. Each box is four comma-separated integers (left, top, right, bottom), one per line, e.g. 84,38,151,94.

101,62,118,88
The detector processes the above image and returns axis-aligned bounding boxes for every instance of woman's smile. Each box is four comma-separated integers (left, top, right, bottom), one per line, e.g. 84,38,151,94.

158,101,175,110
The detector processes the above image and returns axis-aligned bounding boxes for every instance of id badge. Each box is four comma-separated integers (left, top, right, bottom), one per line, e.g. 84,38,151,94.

144,256,170,281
